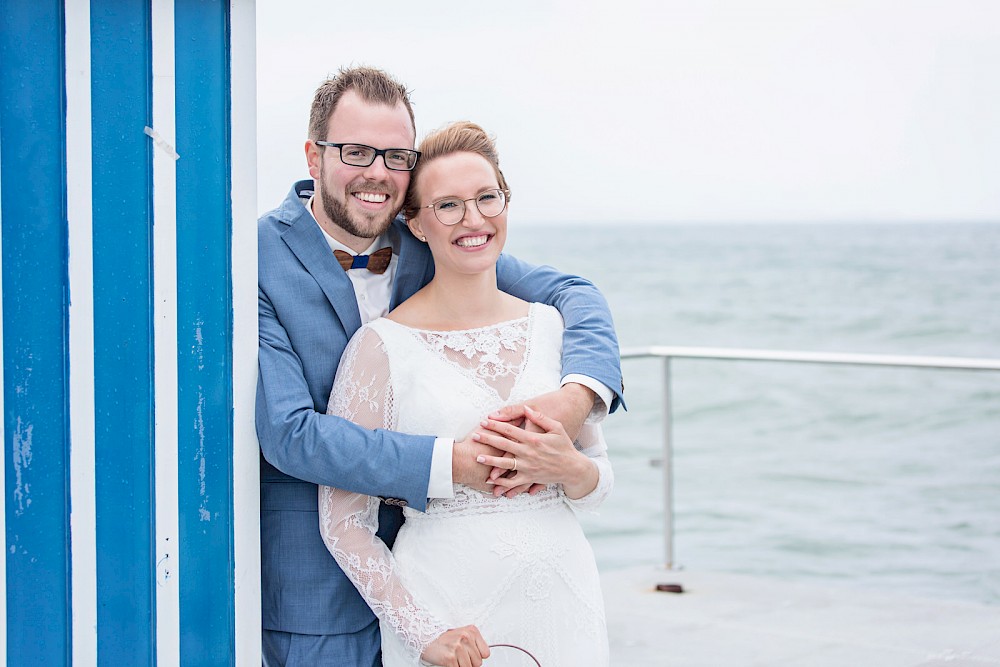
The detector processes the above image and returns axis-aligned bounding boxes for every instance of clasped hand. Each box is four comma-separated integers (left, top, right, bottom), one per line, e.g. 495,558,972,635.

474,405,597,500
453,385,596,497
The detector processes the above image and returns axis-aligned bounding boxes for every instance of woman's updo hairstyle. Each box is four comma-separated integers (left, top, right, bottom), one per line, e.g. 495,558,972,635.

403,121,510,221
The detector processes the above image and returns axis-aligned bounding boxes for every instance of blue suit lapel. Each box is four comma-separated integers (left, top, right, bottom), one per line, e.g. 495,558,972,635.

279,186,363,336
389,218,434,309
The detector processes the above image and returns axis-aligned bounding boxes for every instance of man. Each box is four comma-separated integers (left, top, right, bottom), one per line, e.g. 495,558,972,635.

257,66,624,666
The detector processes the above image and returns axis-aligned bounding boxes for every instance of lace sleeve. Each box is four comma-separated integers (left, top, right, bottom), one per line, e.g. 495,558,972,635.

325,326,397,432
319,327,449,659
565,423,614,512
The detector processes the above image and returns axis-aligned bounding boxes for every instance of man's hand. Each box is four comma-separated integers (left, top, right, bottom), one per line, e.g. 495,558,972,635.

421,625,490,667
489,383,595,441
478,383,595,496
473,406,598,499
451,437,506,493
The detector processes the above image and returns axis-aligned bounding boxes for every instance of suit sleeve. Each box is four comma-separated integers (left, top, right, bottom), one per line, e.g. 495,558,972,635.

496,254,625,412
256,286,434,511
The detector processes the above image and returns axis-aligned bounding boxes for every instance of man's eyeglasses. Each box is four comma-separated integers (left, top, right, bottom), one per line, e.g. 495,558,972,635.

422,189,510,226
315,141,420,172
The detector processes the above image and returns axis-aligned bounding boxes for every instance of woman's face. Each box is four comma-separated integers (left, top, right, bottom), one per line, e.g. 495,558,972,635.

408,151,507,277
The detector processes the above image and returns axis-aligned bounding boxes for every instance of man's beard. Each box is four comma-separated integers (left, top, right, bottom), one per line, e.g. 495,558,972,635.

319,166,398,240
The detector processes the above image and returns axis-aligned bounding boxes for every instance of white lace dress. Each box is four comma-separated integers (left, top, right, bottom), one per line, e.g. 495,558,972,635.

319,303,612,666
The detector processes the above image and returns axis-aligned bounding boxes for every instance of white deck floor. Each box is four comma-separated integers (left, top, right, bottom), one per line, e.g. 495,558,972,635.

601,566,1000,666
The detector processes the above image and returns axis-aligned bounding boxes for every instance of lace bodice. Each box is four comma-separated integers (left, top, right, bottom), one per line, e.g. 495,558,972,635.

319,303,613,660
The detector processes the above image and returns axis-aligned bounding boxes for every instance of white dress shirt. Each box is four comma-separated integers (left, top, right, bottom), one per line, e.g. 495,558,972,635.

307,197,612,499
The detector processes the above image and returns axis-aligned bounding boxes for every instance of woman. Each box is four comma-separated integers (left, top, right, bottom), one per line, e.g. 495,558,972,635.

319,122,612,667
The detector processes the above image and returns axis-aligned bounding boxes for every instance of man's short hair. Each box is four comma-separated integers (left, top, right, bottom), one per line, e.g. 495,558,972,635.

308,66,415,142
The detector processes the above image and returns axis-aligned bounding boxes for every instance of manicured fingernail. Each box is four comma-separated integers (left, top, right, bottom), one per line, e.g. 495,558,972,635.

476,456,486,463
525,406,535,414
480,420,489,427
472,433,481,441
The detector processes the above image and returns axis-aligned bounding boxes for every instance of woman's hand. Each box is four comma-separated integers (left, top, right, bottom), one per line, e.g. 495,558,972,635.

421,625,490,667
474,406,598,499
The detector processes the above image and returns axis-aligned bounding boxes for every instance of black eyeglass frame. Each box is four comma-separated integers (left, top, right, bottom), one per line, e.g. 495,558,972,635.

314,141,421,171
421,189,511,226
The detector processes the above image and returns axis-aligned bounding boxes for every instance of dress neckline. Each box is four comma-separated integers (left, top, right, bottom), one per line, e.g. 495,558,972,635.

381,302,537,335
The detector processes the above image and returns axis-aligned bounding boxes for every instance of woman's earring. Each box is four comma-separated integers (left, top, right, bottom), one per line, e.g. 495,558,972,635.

420,236,426,242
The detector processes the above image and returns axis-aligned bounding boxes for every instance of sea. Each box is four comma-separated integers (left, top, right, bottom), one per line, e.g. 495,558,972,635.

504,222,1000,607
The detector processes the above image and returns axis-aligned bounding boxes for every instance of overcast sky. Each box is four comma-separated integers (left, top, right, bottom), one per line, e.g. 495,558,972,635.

256,0,1000,223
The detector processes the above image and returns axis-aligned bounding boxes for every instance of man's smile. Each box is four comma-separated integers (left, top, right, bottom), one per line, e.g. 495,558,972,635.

352,191,389,204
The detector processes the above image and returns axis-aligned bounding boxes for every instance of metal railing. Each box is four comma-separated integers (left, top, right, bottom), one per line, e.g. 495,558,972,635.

619,346,1000,569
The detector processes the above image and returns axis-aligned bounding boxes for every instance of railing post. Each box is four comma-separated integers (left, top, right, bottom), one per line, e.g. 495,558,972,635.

663,356,675,569
617,345,1000,573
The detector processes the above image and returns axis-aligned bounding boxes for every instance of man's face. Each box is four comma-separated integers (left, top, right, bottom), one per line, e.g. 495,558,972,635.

308,90,415,245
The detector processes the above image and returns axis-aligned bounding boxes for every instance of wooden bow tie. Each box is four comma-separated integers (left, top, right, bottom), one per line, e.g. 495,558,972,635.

333,247,392,274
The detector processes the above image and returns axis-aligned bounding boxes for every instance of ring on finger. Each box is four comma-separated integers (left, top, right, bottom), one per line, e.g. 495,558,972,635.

511,457,518,472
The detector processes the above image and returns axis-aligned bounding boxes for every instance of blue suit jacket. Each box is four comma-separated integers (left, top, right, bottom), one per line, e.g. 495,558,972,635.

257,180,624,636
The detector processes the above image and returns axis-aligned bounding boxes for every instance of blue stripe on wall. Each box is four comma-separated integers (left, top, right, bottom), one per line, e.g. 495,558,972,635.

0,1,72,664
90,1,155,664
175,1,235,664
